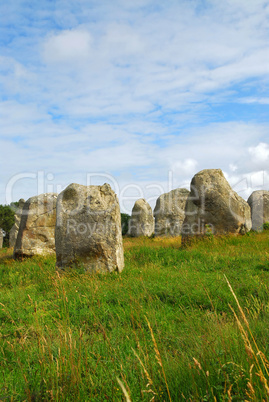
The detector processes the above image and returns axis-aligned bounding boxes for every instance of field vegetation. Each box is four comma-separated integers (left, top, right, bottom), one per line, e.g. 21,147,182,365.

0,231,269,401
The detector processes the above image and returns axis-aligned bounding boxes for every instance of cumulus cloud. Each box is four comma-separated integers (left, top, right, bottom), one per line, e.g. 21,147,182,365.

249,143,269,166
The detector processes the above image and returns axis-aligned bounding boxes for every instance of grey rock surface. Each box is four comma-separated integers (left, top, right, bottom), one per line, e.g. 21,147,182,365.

182,169,251,239
55,183,124,273
14,193,57,258
0,229,3,249
154,188,190,236
128,198,154,237
9,198,25,248
247,190,269,231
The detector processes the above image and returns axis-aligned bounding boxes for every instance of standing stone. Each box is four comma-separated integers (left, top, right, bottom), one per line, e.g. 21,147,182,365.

55,183,124,273
14,193,57,258
182,169,251,239
9,198,25,248
247,190,269,231
154,188,190,236
0,229,3,249
128,198,154,237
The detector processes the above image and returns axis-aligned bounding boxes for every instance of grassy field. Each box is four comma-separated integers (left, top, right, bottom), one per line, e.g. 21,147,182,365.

0,232,269,401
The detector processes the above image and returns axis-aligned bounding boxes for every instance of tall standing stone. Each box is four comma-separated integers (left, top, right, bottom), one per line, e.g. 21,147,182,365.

0,229,3,249
13,193,57,258
9,198,25,248
154,188,190,236
55,183,124,273
182,169,251,239
128,198,154,237
247,190,269,231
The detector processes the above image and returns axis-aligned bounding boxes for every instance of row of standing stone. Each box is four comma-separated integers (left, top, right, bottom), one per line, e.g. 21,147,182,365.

6,169,269,274
129,169,269,237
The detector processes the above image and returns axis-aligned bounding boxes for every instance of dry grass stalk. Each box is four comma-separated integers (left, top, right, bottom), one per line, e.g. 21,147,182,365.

132,348,157,399
0,302,16,325
117,378,132,402
193,357,202,370
258,351,269,369
145,317,172,402
132,348,153,387
225,276,269,399
226,277,269,372
227,384,233,402
246,381,256,400
256,373,269,397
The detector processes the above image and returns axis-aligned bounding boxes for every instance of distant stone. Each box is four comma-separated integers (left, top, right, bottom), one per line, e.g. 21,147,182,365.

55,183,124,273
9,198,25,248
0,229,3,249
247,190,269,231
128,198,154,237
182,169,251,239
13,193,57,258
154,188,190,236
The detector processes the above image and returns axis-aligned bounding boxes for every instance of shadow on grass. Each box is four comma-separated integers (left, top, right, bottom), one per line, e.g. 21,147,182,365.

256,263,269,272
0,248,14,264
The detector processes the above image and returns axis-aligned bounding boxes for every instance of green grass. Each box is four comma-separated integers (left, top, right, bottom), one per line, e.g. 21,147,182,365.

0,232,269,401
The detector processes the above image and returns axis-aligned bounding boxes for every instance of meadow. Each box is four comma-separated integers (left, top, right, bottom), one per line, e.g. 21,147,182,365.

0,231,269,401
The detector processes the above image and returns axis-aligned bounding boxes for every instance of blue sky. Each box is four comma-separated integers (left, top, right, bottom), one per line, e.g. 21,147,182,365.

1,0,269,213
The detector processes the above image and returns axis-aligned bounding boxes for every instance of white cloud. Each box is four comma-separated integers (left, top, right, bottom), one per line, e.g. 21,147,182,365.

171,159,198,176
28,0,268,121
224,169,269,201
102,23,144,56
1,118,268,211
238,97,269,105
43,29,93,64
229,164,238,172
248,170,268,189
249,143,269,165
1,0,269,211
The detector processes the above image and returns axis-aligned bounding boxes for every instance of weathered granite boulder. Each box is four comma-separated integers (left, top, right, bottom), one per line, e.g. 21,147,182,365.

9,198,25,248
128,198,154,237
0,229,3,249
55,183,124,273
247,190,269,231
13,193,57,258
154,188,190,236
182,169,251,239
